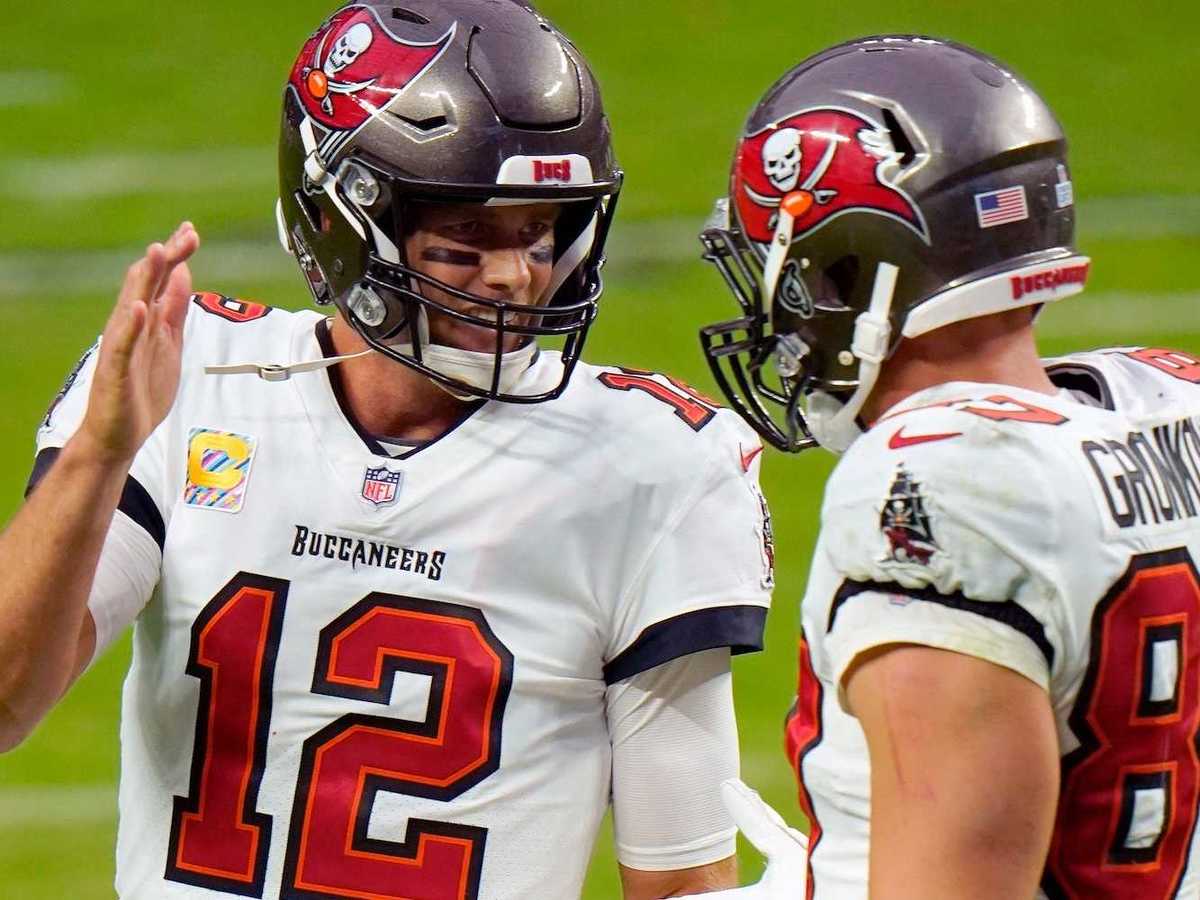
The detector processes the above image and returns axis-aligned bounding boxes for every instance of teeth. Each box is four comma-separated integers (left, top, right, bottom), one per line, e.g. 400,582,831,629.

470,309,517,325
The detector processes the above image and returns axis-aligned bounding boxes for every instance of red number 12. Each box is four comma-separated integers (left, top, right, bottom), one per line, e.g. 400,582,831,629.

164,572,514,899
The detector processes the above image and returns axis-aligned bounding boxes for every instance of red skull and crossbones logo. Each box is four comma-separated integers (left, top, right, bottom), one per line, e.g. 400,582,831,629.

289,5,453,132
734,108,928,246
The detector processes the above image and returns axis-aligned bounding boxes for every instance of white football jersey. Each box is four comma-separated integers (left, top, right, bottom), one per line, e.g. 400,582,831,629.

786,347,1200,900
34,294,773,900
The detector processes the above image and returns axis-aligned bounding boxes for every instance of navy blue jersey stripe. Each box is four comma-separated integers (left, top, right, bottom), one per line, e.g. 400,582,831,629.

603,604,767,685
827,578,1055,668
27,447,166,551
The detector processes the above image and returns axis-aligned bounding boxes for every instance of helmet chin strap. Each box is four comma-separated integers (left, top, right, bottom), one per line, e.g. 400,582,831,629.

204,346,372,382
762,198,804,304
804,262,898,453
204,302,538,397
388,306,537,401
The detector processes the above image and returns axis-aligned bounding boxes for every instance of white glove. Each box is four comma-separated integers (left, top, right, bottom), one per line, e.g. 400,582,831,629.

677,778,809,898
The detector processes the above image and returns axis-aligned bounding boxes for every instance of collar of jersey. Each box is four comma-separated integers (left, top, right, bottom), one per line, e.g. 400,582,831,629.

311,316,490,460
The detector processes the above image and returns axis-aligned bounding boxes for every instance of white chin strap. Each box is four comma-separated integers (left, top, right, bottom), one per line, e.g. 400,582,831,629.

762,205,798,306
390,306,537,400
205,348,372,382
803,262,898,454
204,305,537,397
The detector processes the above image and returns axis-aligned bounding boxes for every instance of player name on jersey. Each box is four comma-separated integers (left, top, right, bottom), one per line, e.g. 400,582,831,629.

1082,413,1200,529
290,524,447,580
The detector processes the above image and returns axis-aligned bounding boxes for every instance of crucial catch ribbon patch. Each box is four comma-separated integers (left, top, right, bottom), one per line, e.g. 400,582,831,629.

184,427,257,513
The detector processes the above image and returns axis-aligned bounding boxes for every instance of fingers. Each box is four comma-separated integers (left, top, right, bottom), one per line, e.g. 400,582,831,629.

157,222,199,332
104,221,199,363
103,242,161,364
164,221,200,266
158,221,199,293
103,299,148,367
117,243,166,312
147,221,200,333
159,261,194,334
148,221,198,303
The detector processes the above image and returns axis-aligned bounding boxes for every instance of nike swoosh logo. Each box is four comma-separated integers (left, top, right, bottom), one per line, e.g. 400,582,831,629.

888,427,963,449
740,444,764,472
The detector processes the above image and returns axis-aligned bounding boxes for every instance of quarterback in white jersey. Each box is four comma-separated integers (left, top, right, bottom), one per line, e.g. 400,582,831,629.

0,3,772,899
32,299,770,899
696,34,1199,900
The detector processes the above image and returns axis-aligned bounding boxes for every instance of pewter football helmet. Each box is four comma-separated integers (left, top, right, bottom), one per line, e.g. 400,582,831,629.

700,36,1087,451
278,1,622,401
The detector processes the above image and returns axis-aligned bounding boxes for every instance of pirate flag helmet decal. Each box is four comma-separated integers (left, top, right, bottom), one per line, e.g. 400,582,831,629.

734,107,928,248
276,1,623,404
289,6,454,133
700,36,1088,453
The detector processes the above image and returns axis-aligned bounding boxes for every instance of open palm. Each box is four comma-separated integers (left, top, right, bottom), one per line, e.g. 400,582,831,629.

79,222,201,464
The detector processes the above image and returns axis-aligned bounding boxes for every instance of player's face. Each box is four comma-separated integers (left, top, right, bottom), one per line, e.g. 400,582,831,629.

405,202,560,353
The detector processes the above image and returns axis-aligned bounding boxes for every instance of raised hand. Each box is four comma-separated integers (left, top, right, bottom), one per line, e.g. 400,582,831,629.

77,222,201,464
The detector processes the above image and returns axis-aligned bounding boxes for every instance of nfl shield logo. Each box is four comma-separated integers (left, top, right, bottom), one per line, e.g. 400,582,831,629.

361,466,402,507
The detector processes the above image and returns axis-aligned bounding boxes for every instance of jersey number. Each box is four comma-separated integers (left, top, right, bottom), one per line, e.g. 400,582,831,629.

165,572,514,899
192,292,272,323
1125,348,1200,384
597,369,719,431
1044,550,1200,899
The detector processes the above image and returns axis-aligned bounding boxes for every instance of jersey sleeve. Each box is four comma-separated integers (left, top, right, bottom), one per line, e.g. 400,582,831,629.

83,513,162,661
816,413,1064,708
607,648,739,870
29,336,168,648
602,417,772,685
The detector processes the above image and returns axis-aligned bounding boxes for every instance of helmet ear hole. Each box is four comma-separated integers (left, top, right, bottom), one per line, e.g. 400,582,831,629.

823,255,861,308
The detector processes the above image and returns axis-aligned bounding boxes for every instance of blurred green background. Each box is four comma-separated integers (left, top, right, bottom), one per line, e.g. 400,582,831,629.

0,1,1196,897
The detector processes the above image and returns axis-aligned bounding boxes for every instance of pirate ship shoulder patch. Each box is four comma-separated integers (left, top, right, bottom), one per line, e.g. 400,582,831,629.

879,465,939,566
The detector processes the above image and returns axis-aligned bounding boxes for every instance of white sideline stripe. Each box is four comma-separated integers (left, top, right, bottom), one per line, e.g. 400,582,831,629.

0,230,694,296
1037,291,1200,338
0,240,1194,338
1,148,271,200
1081,195,1200,240
0,71,72,108
0,143,1197,241
0,784,115,827
0,240,297,297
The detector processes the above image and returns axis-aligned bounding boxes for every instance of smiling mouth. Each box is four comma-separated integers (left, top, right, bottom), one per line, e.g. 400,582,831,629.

460,306,531,327
432,312,530,353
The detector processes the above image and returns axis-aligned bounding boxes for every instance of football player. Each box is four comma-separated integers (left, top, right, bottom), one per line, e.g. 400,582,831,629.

697,35,1200,899
0,3,774,898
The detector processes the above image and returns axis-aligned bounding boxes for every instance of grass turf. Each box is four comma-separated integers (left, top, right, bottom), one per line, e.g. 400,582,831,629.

0,0,1196,896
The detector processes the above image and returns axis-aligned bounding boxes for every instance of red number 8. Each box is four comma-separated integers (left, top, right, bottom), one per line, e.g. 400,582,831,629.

1044,550,1200,898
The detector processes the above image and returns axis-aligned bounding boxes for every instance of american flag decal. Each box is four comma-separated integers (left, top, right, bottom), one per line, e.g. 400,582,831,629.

974,186,1029,228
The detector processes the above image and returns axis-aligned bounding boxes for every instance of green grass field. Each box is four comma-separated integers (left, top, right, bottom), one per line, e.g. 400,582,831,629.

0,1,1197,896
